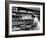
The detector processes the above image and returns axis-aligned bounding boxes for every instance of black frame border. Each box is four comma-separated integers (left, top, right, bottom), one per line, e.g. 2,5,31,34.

5,1,45,37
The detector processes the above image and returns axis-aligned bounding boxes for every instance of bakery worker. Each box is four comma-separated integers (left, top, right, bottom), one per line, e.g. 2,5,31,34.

31,14,40,30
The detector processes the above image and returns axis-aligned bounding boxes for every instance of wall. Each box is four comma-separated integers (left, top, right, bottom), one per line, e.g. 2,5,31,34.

0,0,46,38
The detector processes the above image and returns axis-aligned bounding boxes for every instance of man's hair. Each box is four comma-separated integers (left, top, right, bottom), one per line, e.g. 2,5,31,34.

31,14,35,18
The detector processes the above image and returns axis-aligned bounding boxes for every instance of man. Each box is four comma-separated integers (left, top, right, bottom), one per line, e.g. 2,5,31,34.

31,14,40,30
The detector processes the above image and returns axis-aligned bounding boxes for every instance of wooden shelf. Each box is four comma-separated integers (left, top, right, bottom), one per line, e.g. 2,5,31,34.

12,23,23,26
18,7,40,12
12,19,33,21
12,11,32,15
12,22,33,26
12,15,22,17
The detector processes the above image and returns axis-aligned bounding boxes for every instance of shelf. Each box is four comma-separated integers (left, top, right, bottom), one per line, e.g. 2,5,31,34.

12,11,40,15
18,7,40,12
12,7,40,12
12,23,23,26
12,15,22,17
13,19,33,21
12,11,32,15
12,22,33,26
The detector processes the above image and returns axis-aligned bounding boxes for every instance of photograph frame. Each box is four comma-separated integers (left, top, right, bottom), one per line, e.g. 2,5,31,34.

5,1,45,37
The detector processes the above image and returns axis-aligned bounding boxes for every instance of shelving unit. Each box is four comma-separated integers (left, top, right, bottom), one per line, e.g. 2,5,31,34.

12,7,40,30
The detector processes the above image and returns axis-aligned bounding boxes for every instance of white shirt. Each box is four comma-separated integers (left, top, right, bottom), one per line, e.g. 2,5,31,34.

34,17,40,30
